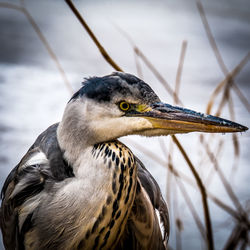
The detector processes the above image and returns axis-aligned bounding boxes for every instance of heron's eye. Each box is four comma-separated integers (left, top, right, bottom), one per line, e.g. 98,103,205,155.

119,101,130,111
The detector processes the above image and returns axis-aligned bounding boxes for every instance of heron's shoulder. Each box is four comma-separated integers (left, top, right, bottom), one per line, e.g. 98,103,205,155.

0,123,75,249
20,123,73,178
29,123,59,154
1,123,74,199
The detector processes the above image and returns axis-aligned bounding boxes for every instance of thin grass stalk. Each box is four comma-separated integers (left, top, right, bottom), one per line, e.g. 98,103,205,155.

65,0,123,72
229,137,240,182
0,2,73,93
223,224,246,250
133,139,239,220
196,0,250,112
159,138,206,241
171,166,240,220
173,166,241,220
134,48,182,105
227,95,239,156
174,40,187,104
206,53,250,115
159,140,207,240
196,0,227,74
200,136,245,214
203,138,224,187
228,95,240,177
232,84,250,113
207,57,244,178
159,138,173,209
134,50,144,79
172,135,214,250
173,172,206,240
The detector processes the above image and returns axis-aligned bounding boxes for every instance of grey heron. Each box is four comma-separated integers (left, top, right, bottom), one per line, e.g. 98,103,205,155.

0,72,248,249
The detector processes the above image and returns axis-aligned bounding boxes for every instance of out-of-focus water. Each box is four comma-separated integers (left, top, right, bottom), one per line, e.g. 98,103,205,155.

0,0,249,249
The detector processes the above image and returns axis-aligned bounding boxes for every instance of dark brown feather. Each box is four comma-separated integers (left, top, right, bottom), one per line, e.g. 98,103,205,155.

116,158,169,249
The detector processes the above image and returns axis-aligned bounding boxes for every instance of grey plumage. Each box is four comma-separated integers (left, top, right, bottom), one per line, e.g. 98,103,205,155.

1,123,168,249
0,72,247,250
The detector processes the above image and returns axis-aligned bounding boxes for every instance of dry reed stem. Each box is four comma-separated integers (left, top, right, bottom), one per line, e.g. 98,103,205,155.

196,0,226,74
0,2,73,94
65,0,123,72
174,41,187,104
196,0,250,113
205,54,248,171
200,136,245,214
159,138,173,209
203,139,224,187
160,138,206,240
178,170,239,220
133,138,240,220
223,224,248,250
206,53,250,115
228,96,240,175
174,167,240,221
232,84,250,113
172,135,214,250
172,169,206,240
160,143,240,222
215,83,231,117
134,48,183,105
169,163,240,220
134,50,144,79
159,138,207,240
203,134,225,173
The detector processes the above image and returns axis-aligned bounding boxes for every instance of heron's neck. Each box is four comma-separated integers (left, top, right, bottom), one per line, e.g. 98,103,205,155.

57,104,97,165
56,133,138,248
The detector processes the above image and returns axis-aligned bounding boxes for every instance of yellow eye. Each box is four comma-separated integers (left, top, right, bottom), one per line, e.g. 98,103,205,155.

119,101,130,111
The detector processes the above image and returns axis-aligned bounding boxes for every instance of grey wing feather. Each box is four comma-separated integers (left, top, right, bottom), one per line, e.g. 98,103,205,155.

136,157,170,243
0,123,73,250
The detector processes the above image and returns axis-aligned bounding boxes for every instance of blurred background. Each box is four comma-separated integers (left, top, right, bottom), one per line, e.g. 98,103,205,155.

0,0,249,249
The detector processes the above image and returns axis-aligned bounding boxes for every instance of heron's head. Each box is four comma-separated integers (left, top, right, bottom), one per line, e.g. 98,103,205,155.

59,72,248,145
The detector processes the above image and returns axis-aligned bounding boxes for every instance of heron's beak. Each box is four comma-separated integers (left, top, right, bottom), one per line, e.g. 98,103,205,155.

131,102,248,134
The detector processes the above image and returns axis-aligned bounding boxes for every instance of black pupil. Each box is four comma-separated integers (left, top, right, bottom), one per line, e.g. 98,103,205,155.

122,103,129,110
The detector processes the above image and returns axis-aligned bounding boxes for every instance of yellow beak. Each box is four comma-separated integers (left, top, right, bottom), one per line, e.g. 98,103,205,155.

130,102,248,134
